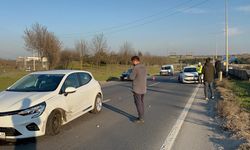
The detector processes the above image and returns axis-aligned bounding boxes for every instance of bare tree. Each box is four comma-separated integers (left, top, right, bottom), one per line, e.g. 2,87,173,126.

75,40,88,69
23,23,61,69
119,41,135,65
91,33,109,65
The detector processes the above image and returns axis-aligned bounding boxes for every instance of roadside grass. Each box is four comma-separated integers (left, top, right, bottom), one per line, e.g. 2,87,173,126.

230,80,250,110
0,71,27,91
216,78,250,146
0,64,160,91
68,62,160,81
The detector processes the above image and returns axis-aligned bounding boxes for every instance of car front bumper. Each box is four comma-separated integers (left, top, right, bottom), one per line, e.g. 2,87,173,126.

183,76,199,83
0,112,48,140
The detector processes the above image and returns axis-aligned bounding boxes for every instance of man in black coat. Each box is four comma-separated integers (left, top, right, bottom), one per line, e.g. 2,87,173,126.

202,58,215,100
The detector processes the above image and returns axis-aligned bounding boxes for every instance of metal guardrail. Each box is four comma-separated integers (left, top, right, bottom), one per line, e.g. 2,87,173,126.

228,68,250,80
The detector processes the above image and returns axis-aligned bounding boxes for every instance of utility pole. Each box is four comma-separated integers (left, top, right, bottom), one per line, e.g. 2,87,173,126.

225,0,229,76
215,35,218,59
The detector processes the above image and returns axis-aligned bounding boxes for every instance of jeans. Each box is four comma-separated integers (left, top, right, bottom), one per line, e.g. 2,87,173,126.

204,82,214,99
133,93,145,119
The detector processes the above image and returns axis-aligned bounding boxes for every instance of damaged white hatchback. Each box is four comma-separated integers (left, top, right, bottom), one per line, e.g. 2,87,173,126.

0,70,103,140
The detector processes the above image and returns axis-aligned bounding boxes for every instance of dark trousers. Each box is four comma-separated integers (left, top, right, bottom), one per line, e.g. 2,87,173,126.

204,82,214,99
133,93,144,119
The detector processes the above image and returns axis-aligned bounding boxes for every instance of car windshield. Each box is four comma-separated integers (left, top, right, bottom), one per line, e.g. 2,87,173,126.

162,66,171,70
184,68,197,72
7,74,65,92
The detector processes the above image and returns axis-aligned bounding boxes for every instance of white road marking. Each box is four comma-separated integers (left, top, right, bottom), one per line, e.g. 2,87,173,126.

103,99,111,103
160,84,200,150
170,76,177,80
148,82,160,87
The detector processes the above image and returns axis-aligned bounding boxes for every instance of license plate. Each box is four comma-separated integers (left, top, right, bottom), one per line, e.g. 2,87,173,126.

0,132,6,139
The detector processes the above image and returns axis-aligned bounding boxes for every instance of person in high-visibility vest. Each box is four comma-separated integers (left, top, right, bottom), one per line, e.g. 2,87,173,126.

197,62,203,83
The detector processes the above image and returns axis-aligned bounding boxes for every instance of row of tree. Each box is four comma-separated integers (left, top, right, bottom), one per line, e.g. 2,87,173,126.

23,23,176,69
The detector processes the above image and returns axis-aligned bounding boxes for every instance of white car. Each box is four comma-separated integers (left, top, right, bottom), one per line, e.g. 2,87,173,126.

0,70,103,140
160,65,174,76
178,66,199,83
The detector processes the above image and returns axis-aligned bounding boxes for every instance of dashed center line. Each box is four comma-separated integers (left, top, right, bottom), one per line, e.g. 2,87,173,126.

148,82,160,87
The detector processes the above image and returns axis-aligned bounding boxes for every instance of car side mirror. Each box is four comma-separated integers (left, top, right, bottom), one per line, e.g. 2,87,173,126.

64,87,76,96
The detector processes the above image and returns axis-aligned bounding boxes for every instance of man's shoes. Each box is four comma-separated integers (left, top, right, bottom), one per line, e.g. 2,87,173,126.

133,118,144,124
205,97,209,100
211,96,215,100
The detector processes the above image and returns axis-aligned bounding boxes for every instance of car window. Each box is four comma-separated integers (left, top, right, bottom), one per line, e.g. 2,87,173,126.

162,66,171,70
78,73,92,86
184,68,197,72
7,74,64,92
61,73,80,92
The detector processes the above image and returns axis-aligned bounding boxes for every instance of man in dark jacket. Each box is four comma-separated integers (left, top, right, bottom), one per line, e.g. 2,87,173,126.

129,56,147,123
215,59,222,78
202,58,215,100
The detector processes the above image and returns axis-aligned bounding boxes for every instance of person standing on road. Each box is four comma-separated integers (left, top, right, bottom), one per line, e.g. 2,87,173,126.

129,56,147,123
215,59,222,79
202,58,215,100
197,62,203,84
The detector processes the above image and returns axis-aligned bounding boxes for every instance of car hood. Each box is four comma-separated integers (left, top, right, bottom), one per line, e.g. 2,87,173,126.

0,91,54,112
183,72,198,76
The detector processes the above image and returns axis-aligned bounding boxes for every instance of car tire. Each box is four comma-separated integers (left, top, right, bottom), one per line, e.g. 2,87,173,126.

91,94,102,114
46,110,62,136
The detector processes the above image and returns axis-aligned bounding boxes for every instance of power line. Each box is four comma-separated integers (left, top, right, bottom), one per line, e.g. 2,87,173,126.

60,0,195,37
105,0,211,36
61,0,210,39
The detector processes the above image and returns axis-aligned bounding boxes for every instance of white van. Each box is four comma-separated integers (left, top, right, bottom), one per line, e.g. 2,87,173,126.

160,65,174,76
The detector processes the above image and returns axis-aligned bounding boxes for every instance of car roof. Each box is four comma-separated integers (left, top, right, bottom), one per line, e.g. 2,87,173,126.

30,70,91,75
184,66,196,69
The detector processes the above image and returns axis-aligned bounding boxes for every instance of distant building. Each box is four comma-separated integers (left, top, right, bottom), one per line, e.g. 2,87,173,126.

16,56,48,71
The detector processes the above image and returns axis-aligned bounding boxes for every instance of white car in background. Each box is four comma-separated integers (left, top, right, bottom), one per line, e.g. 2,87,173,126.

0,70,103,140
160,65,174,76
178,66,199,83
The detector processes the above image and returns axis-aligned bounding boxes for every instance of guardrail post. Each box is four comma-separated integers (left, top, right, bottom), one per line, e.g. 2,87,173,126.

219,71,223,81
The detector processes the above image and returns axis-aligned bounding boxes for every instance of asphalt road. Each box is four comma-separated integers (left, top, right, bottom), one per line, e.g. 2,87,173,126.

0,75,198,150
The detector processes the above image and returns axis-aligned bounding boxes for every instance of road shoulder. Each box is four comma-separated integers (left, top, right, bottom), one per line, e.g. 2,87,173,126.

172,85,244,150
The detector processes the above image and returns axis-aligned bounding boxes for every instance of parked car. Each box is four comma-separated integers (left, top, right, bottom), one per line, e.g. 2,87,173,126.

178,66,199,83
0,70,103,140
160,65,174,76
120,68,132,81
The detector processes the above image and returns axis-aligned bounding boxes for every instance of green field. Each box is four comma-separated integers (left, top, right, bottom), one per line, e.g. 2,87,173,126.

0,71,27,91
0,64,160,91
229,80,250,110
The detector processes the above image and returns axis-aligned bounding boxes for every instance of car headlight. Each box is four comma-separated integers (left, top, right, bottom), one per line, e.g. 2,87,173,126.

18,102,46,118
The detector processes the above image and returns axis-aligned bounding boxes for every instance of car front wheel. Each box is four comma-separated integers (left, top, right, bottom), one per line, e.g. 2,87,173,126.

46,110,62,136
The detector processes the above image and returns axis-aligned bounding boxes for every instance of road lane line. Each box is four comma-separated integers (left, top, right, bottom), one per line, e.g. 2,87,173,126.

148,82,160,87
160,84,200,150
103,99,111,103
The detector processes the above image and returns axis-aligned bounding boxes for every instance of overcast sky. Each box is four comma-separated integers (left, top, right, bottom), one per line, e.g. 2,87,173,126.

0,0,250,59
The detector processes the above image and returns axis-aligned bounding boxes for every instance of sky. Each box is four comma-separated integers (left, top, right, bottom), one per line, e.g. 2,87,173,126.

0,0,250,59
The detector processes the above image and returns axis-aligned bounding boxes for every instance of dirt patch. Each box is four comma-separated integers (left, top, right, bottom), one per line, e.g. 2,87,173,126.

216,79,250,149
